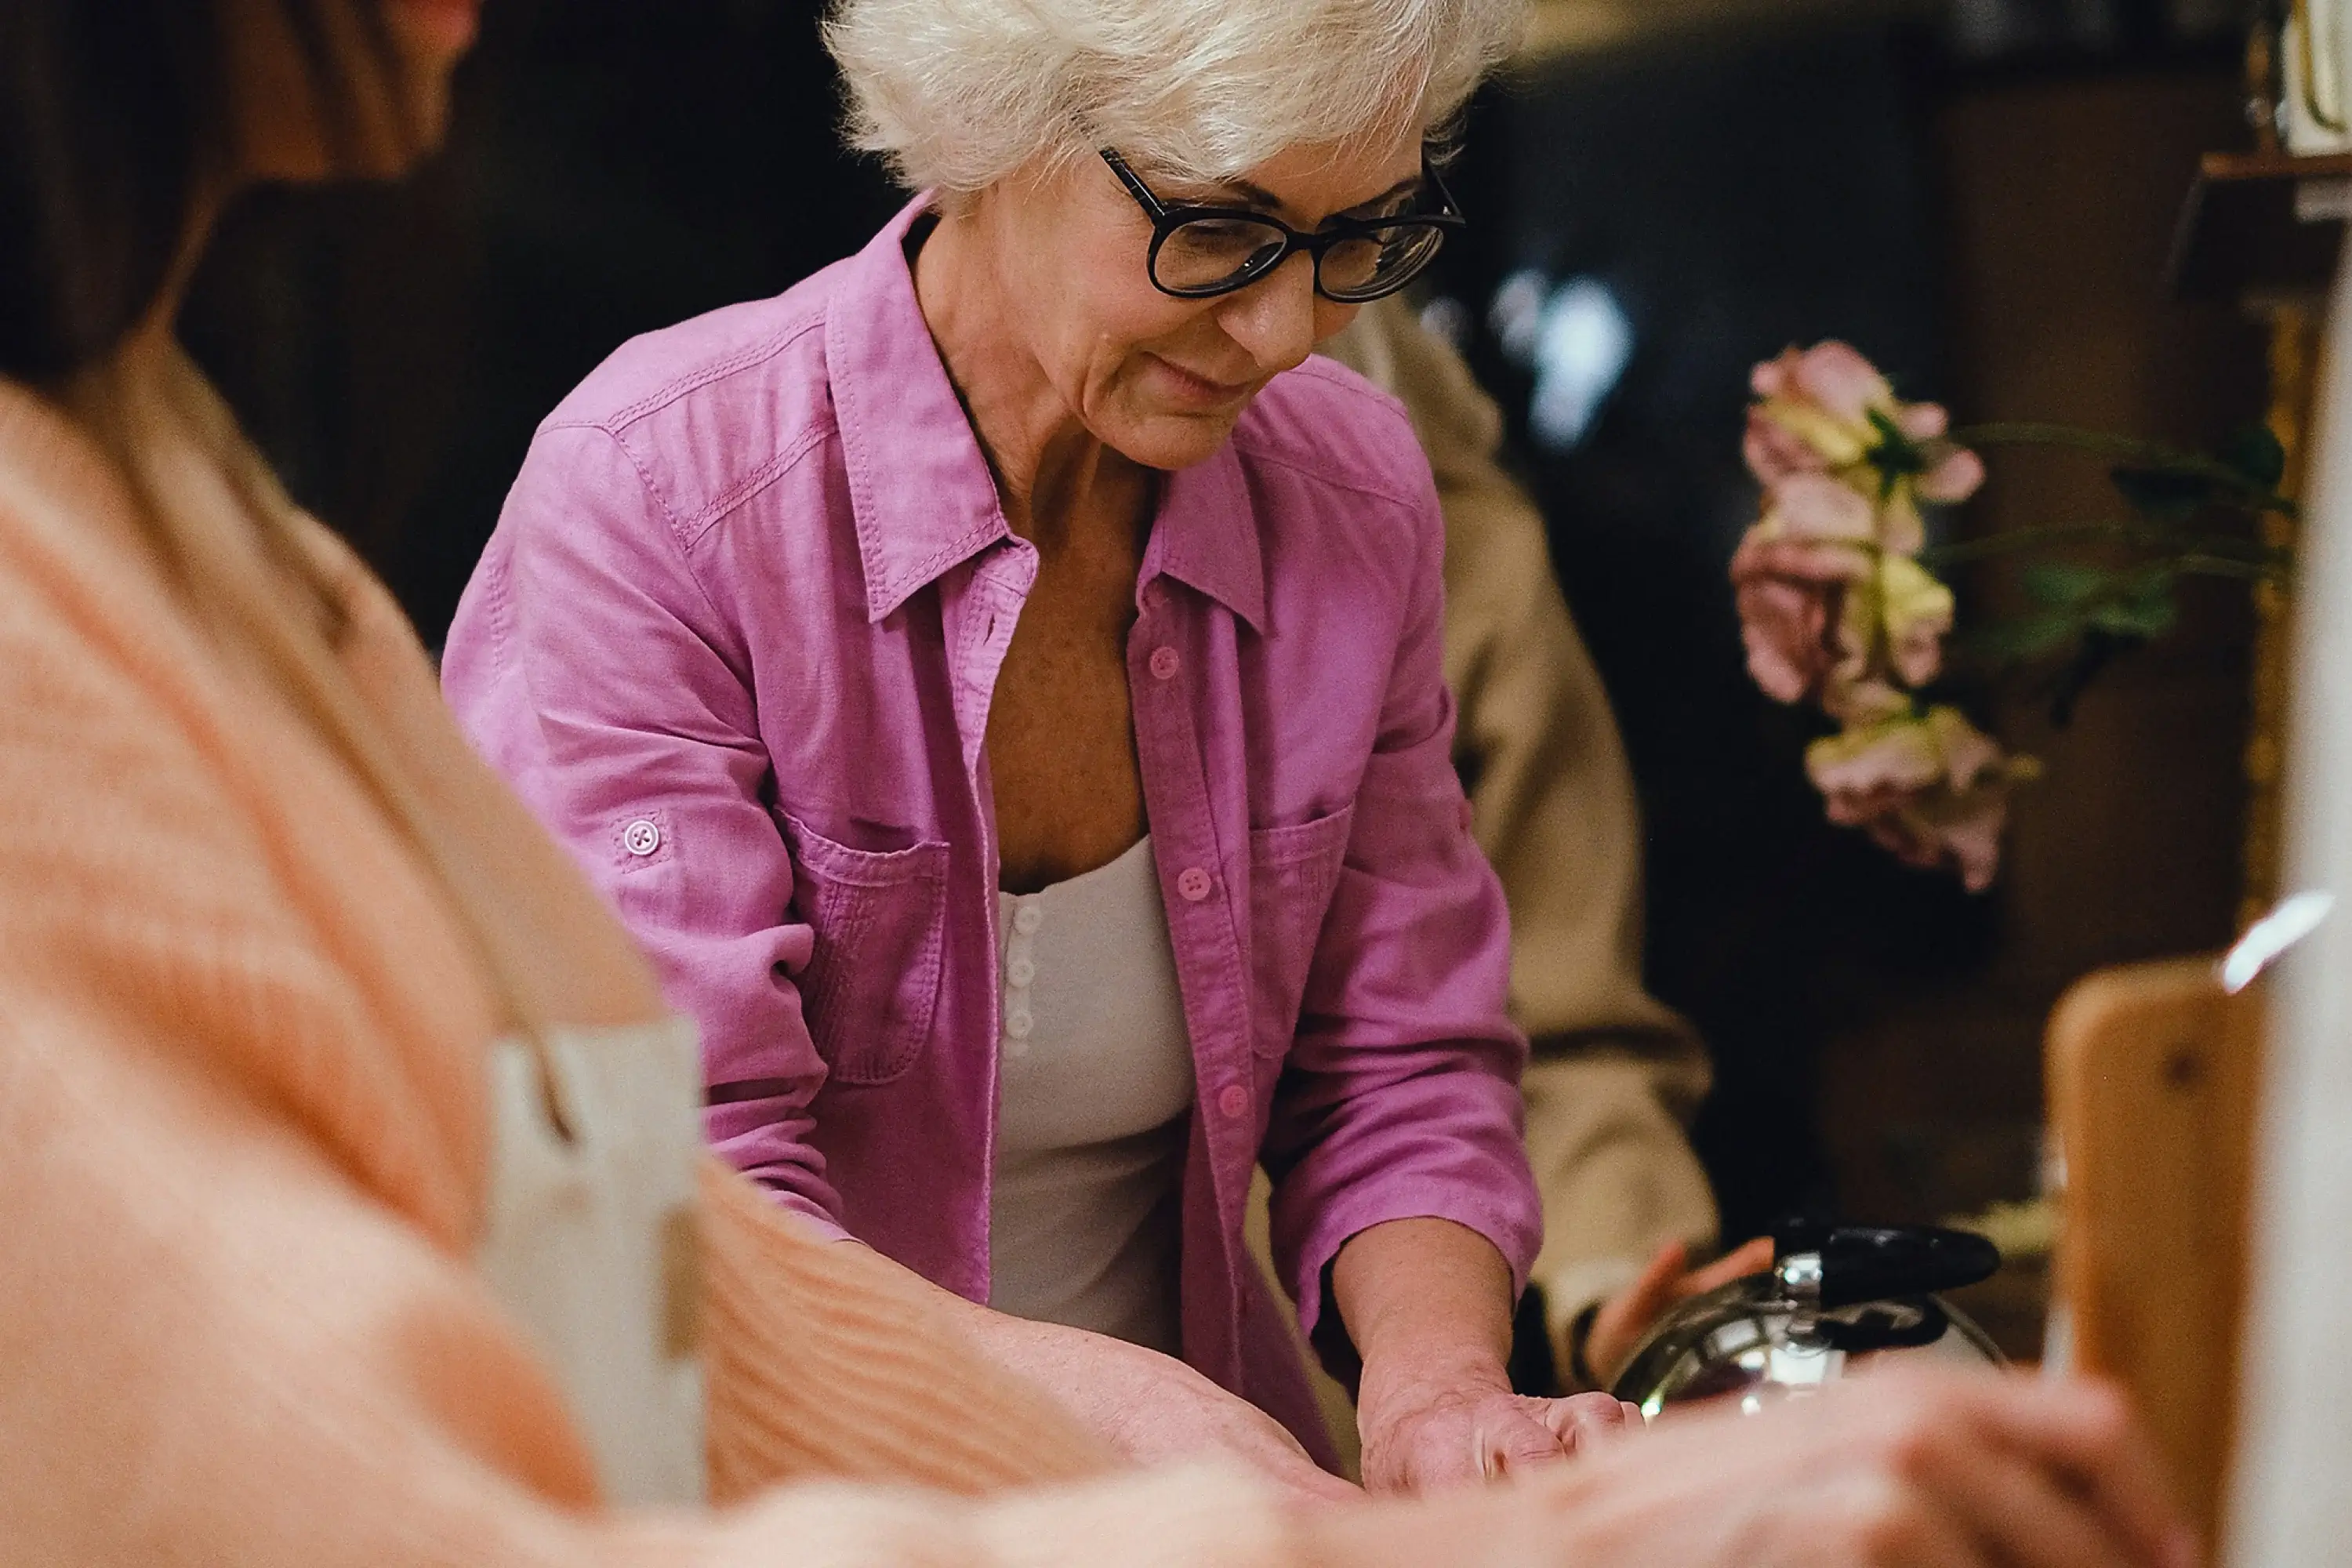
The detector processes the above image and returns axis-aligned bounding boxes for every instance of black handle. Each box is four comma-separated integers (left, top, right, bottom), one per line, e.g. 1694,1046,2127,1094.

1816,1297,1953,1352
1774,1222,2002,1310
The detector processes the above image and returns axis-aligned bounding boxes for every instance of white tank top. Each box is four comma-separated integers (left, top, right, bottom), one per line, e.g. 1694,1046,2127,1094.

988,836,1196,1354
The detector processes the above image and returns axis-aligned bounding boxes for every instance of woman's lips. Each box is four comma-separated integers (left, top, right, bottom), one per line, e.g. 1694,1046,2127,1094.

387,0,482,56
1149,354,1255,410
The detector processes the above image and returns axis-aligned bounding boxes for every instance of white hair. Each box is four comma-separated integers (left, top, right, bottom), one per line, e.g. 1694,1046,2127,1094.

822,0,1526,198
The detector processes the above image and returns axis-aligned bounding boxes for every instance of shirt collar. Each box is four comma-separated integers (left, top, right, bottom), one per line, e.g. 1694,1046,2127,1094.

826,195,1266,633
825,198,1010,624
1148,444,1265,632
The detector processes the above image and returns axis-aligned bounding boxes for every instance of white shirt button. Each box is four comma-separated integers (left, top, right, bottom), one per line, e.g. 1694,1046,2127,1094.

1012,903,1044,935
1007,956,1036,989
622,818,662,857
1004,1009,1035,1040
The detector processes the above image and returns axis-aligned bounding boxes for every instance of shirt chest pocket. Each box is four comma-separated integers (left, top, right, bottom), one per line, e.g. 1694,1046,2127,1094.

777,811,950,1086
1245,804,1356,1058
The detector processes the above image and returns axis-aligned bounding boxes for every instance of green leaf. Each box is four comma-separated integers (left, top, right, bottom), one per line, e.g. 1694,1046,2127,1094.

2219,423,2288,490
2109,465,2215,521
1965,611,2089,664
2022,560,2118,608
2089,576,2178,639
1865,408,1929,477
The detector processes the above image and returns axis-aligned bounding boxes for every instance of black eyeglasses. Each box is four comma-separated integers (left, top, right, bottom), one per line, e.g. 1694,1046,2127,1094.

1101,147,1464,304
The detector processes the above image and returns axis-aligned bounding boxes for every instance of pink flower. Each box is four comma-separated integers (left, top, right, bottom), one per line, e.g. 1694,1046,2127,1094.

1745,343,1987,528
1733,533,1859,706
1738,343,2020,890
1744,406,1835,488
1805,707,2035,892
1878,554,1955,688
1766,469,1882,546
1752,341,1891,427
1730,514,1871,710
1730,477,1953,718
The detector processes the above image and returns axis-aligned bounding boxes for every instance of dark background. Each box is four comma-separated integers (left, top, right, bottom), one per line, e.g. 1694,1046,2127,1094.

186,0,2270,1311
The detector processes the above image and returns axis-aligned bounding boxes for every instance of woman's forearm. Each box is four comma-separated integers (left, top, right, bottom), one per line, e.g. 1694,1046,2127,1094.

913,1271,1167,1427
1331,1218,1562,1494
1330,1217,1518,1395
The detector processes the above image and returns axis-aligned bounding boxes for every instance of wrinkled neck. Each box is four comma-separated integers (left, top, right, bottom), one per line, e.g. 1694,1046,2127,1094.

911,205,1138,549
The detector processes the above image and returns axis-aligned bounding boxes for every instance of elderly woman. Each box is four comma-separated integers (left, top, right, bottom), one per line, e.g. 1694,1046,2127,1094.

450,0,1581,1494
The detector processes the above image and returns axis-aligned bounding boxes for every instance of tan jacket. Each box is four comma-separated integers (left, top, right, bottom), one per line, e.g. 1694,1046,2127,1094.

1324,301,1721,1374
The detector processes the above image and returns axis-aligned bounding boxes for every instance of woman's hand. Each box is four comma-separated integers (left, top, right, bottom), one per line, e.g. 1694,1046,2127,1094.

1356,1351,1642,1491
1581,1236,1777,1390
1299,1369,2199,1568
1072,1330,1361,1507
1335,1216,1644,1494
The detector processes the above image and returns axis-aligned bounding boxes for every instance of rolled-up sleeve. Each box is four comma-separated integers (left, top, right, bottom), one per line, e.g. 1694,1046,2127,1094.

1257,474,1541,1362
442,421,843,1233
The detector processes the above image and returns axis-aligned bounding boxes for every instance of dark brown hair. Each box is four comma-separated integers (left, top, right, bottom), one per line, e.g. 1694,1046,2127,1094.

0,0,399,383
0,0,550,1051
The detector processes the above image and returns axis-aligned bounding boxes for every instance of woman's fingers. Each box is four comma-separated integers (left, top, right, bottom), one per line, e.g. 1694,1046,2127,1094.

1535,1392,1642,1457
1679,1235,1776,1299
1842,1371,2193,1568
1475,1401,1573,1482
1810,1469,1983,1568
1623,1240,1691,1312
1963,1376,2198,1568
1583,1241,1692,1385
1921,1439,2151,1568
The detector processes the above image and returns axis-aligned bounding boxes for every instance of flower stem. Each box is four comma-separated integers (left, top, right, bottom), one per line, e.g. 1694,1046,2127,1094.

2169,554,2290,583
1924,520,2290,572
1923,521,2157,565
1949,422,2297,516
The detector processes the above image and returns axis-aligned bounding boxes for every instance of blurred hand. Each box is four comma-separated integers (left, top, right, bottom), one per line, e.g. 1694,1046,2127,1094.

1583,1236,1777,1390
1298,1368,2200,1568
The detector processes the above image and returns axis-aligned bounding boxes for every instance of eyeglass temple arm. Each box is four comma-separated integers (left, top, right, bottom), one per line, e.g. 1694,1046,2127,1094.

1098,149,1167,221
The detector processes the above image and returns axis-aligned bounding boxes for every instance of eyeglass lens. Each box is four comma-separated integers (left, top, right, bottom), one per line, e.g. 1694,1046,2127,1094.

1154,217,1446,301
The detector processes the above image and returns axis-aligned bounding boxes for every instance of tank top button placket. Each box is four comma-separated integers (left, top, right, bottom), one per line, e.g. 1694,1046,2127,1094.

1004,898,1042,1059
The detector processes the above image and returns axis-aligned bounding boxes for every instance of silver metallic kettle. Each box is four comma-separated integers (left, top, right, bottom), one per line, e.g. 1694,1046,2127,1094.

1610,1223,2005,1417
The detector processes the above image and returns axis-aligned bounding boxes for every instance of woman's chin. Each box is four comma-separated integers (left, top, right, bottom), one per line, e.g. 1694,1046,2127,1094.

1105,408,1251,473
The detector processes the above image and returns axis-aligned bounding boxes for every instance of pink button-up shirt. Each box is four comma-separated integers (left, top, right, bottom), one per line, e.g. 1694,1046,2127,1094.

444,201,1540,1456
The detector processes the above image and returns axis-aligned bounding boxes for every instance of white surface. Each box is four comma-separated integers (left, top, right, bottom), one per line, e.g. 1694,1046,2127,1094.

477,1018,706,1507
2225,249,2352,1566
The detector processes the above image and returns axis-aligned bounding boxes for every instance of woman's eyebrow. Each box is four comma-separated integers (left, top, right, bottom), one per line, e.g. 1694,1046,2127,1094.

1199,172,1426,219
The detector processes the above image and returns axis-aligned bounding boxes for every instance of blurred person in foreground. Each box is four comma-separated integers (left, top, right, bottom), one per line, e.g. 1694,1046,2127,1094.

0,1,2195,1565
1323,297,1773,1397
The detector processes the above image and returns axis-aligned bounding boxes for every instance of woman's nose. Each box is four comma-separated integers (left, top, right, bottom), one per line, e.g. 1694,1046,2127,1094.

1217,252,1319,376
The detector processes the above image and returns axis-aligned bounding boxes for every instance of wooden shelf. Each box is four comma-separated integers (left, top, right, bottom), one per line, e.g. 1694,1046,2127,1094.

2170,151,2352,303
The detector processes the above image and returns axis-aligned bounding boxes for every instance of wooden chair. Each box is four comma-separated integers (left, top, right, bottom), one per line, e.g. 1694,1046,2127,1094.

2046,956,2265,1544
